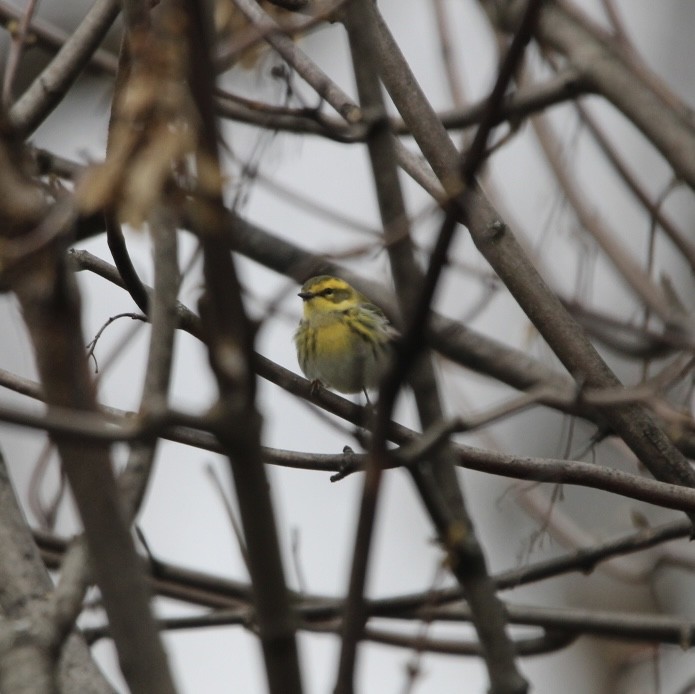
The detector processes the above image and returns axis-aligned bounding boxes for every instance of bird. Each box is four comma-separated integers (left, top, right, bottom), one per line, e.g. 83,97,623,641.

294,275,396,400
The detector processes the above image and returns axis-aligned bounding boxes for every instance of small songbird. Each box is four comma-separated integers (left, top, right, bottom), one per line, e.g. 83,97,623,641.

294,275,396,398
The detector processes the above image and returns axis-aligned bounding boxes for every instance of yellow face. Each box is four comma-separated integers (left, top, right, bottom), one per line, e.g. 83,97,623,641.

298,276,360,318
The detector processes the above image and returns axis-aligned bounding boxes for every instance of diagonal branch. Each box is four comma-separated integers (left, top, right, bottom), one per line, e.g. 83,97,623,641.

9,0,120,136
371,1,695,523
485,0,695,192
529,106,683,327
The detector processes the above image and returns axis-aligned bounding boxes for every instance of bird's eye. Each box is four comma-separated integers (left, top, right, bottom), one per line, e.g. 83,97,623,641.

323,289,333,296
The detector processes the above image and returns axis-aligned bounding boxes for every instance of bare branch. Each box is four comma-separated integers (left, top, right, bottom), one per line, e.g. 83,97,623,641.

487,0,695,192
0,128,176,694
34,517,693,616
372,0,695,525
181,1,304,691
9,0,120,136
0,1,118,74
530,107,683,327
0,452,114,693
2,0,40,107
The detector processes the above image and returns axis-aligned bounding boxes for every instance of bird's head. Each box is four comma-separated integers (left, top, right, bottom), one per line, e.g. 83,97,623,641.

298,276,360,318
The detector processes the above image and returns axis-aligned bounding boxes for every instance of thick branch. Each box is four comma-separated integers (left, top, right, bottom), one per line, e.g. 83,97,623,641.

181,2,303,692
0,452,114,693
0,134,176,694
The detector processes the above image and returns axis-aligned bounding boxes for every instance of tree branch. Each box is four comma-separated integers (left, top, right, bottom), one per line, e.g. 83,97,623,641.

8,0,120,136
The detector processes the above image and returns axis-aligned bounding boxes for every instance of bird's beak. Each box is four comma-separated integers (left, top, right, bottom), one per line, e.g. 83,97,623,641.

298,291,313,300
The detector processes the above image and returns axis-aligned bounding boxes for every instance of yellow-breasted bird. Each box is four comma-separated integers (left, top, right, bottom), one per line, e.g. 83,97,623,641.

294,275,396,398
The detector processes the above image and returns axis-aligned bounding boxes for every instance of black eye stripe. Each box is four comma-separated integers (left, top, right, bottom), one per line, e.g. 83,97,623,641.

312,285,350,301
